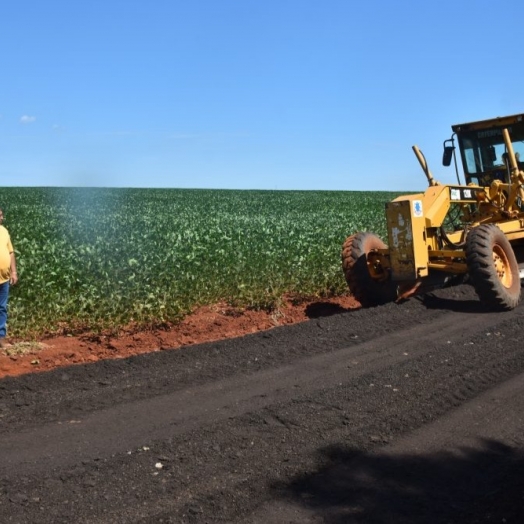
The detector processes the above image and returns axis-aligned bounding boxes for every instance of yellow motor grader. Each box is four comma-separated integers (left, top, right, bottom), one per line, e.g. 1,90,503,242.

342,113,524,310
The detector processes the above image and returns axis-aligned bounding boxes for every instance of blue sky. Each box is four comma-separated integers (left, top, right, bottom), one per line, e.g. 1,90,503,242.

2,0,524,191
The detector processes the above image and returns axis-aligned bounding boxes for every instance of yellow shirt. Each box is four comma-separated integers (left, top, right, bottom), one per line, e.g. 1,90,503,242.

0,226,14,284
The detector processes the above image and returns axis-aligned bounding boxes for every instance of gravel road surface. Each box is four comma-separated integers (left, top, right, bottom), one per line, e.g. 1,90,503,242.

1,283,524,523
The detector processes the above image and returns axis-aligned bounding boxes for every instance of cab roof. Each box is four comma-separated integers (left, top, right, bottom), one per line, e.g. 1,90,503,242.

452,113,524,133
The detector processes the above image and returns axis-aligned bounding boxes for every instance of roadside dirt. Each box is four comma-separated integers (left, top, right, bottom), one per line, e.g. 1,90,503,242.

0,295,359,378
2,283,524,523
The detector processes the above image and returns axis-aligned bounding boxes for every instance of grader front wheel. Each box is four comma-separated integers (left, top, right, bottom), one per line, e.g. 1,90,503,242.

341,232,397,307
465,224,521,310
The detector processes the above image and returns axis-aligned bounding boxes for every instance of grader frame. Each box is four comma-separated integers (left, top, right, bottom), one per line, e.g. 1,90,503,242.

342,113,524,310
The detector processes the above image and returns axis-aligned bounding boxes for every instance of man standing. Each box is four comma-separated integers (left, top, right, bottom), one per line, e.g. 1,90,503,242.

0,209,17,347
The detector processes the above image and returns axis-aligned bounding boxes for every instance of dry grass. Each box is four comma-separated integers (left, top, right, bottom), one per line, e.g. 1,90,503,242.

2,341,48,357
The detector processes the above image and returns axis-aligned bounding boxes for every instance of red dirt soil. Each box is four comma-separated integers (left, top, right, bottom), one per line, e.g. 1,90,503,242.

0,295,360,379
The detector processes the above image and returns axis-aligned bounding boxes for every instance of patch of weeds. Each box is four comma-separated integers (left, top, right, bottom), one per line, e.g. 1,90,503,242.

2,341,48,357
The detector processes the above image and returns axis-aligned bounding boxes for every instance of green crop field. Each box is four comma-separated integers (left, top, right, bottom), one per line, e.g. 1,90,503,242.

1,188,401,338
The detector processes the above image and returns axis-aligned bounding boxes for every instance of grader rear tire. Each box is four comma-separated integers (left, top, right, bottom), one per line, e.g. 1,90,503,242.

341,232,397,307
465,224,521,310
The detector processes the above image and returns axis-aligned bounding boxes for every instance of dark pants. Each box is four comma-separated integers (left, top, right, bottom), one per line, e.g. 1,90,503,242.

0,281,9,338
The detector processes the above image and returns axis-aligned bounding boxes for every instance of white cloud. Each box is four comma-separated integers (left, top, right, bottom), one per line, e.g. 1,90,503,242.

20,115,36,124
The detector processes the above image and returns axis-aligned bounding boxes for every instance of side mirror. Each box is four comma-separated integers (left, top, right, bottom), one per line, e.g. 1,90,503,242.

442,146,454,166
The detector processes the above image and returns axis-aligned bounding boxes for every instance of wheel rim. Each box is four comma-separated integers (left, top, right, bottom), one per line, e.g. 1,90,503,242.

367,253,388,282
493,244,513,288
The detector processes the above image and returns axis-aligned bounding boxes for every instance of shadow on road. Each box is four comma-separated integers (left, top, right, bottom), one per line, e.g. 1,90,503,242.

419,293,488,313
271,439,524,523
418,281,524,313
305,302,357,319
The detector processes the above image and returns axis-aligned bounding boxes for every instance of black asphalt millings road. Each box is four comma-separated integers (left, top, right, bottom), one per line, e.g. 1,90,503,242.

1,283,524,523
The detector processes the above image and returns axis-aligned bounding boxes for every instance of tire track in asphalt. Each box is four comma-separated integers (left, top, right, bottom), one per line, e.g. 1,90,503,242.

86,313,524,524
0,306,520,477
244,369,524,524
0,286,477,430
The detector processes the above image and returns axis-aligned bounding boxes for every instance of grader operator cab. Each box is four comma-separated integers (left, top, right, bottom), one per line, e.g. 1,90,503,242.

342,113,524,311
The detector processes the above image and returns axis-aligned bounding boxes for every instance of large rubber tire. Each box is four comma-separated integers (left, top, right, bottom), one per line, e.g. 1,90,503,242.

341,232,397,307
465,224,521,310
